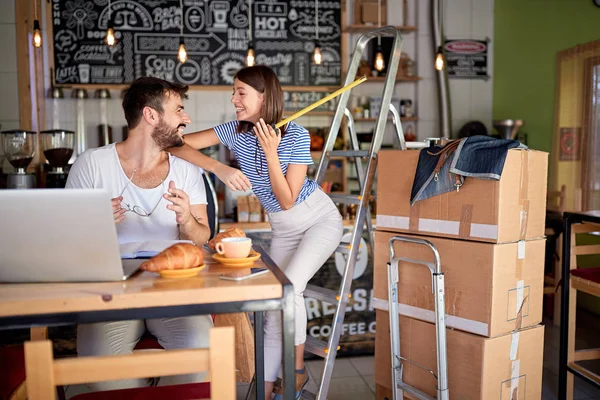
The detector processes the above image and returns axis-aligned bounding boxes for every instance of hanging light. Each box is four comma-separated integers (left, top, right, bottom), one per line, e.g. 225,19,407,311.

313,43,322,65
33,20,42,48
435,46,444,71
105,0,116,46
374,0,385,71
313,0,322,64
246,42,256,66
177,0,187,63
105,23,116,46
374,46,385,71
178,37,188,63
246,0,255,66
32,0,42,48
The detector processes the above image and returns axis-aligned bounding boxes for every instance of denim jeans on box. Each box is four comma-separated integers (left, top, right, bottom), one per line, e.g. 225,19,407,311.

410,135,525,205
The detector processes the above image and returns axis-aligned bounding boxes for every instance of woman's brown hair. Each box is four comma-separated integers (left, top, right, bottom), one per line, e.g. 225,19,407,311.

234,65,287,136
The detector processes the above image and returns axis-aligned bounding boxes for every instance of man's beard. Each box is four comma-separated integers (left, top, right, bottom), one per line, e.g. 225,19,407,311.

151,119,185,149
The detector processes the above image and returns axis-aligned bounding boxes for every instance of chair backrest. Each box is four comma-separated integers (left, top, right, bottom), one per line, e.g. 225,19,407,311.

547,184,567,214
24,326,235,400
202,171,219,240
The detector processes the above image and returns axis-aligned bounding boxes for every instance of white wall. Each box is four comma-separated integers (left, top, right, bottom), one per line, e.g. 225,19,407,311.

0,0,494,156
0,0,18,129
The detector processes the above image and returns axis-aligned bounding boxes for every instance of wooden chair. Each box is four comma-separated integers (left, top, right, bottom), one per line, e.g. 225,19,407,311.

562,222,600,398
24,327,235,400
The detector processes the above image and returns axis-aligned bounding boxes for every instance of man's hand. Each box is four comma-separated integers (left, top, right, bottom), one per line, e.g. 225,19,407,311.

111,196,126,224
214,163,252,191
164,181,193,225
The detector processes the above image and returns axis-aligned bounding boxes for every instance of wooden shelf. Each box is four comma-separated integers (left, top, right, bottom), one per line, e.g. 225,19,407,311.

345,25,418,34
363,76,422,82
354,116,419,122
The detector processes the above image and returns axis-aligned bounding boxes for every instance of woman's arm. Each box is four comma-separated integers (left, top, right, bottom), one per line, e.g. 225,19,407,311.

169,128,251,191
255,119,306,210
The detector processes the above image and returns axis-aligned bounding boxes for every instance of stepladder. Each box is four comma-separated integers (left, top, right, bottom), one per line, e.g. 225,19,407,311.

388,236,449,400
290,25,407,400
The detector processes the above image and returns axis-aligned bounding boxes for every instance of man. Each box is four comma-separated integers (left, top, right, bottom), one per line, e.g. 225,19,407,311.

66,77,213,391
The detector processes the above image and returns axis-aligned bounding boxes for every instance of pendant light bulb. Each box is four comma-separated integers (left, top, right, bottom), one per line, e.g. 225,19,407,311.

178,38,188,63
32,20,42,48
105,26,116,46
435,47,444,71
374,47,385,72
313,43,322,65
246,43,255,67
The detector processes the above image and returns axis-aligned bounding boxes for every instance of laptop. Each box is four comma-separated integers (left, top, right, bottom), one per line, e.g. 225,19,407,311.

0,189,144,282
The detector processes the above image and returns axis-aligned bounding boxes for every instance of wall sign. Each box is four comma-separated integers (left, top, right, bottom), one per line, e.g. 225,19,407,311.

444,39,489,79
50,0,342,87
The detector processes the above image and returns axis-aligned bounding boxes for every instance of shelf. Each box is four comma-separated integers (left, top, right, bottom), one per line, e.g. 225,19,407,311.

363,76,422,82
354,116,419,122
345,25,418,34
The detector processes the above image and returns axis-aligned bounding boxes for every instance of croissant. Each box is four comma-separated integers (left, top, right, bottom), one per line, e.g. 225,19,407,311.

140,243,204,272
208,227,246,250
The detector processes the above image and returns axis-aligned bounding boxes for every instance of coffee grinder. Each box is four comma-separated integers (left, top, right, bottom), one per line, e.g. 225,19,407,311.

41,129,74,188
1,129,37,189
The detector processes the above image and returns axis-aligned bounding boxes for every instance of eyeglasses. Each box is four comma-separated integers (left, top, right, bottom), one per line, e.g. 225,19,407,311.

118,169,166,217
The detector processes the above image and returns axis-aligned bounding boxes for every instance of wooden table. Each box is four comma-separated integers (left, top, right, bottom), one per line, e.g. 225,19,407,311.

0,246,295,400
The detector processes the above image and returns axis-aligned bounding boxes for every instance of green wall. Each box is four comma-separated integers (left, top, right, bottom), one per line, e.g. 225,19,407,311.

493,0,600,154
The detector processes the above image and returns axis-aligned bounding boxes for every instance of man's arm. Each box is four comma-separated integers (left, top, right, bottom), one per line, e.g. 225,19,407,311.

179,204,211,245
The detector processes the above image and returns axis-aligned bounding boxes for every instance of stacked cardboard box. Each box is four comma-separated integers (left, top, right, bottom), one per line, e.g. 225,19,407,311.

236,195,265,223
373,148,548,399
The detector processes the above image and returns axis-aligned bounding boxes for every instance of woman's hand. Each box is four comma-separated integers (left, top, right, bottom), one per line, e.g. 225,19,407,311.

254,118,281,161
214,164,252,191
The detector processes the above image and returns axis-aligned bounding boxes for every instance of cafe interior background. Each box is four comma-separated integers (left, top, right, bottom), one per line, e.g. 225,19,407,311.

1,0,600,399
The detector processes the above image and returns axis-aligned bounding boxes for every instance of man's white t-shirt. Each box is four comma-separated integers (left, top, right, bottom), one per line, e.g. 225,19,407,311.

66,143,207,244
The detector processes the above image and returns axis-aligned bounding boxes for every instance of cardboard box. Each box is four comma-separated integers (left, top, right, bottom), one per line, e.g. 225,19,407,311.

354,0,387,25
237,196,249,223
375,149,548,243
248,195,262,222
373,231,544,338
375,311,544,399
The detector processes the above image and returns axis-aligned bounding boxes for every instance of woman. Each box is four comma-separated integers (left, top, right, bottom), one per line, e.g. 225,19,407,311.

170,65,344,399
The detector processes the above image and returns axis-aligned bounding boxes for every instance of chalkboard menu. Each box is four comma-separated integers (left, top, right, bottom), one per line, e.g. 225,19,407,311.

51,0,343,87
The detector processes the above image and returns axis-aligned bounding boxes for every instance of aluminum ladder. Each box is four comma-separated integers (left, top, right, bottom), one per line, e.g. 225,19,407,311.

299,26,405,400
388,236,449,400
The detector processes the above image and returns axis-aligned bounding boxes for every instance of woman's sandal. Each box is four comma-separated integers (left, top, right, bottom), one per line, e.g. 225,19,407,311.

273,369,309,399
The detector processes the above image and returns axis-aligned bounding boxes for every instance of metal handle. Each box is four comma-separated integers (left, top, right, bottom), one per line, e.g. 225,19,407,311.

389,235,442,274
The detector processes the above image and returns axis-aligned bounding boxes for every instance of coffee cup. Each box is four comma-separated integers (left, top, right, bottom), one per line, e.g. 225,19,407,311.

216,237,252,259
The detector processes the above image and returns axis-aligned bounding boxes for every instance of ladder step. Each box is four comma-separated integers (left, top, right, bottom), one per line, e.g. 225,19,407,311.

304,284,339,305
336,241,352,254
396,256,436,269
328,150,370,158
304,336,329,358
328,194,362,205
397,382,437,400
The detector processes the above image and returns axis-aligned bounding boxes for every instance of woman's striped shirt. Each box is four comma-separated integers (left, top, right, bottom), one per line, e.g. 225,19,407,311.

213,120,318,213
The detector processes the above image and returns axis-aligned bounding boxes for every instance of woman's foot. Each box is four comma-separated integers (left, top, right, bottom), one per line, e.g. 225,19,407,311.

273,368,309,399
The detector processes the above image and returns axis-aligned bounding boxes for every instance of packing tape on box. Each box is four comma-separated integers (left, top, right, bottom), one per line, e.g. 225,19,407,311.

372,297,489,336
515,279,525,330
510,331,520,361
459,204,473,239
409,202,420,231
515,240,525,280
519,151,530,240
376,214,499,240
510,359,520,399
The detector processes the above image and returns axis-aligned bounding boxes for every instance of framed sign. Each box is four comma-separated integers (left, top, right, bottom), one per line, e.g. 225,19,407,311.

559,127,581,161
444,39,489,79
50,0,343,87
